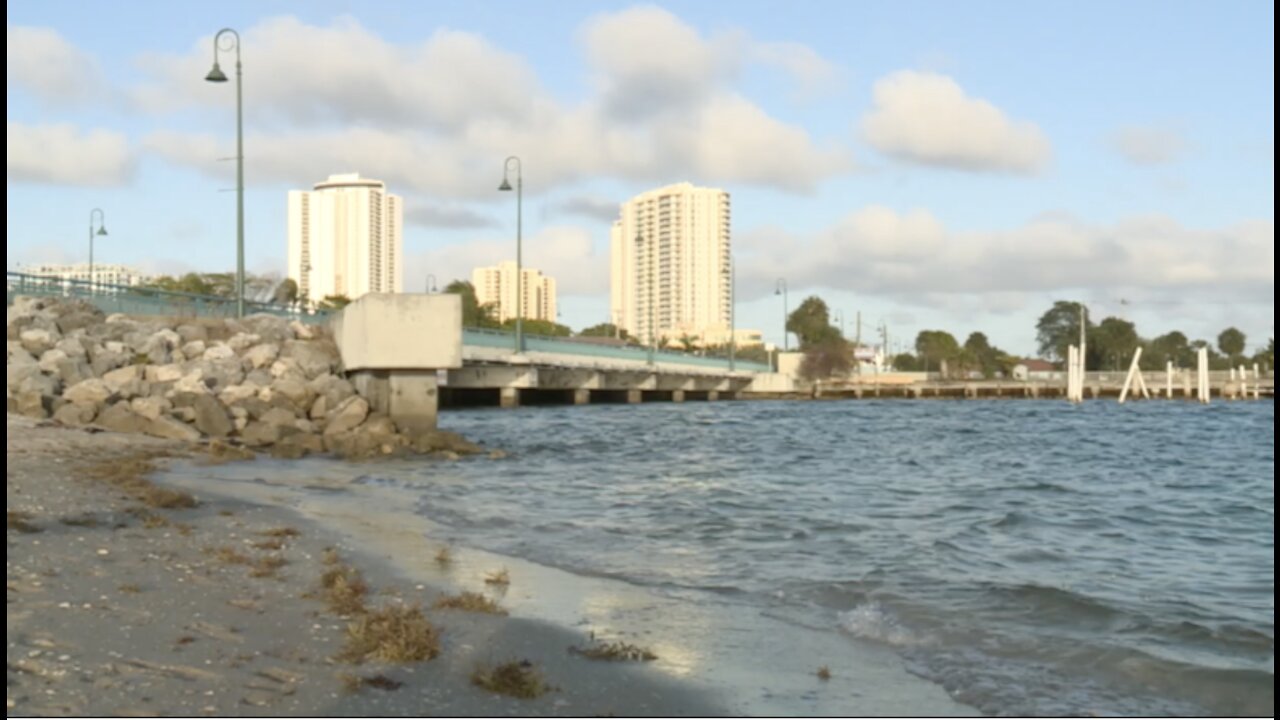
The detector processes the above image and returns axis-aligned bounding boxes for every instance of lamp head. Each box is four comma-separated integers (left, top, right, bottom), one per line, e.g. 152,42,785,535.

96,226,108,236
205,63,228,82
498,177,512,192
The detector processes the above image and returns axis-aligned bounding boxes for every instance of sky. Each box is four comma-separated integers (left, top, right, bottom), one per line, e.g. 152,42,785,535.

6,0,1275,356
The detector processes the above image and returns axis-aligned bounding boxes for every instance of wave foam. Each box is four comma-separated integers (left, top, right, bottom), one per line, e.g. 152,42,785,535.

838,602,926,646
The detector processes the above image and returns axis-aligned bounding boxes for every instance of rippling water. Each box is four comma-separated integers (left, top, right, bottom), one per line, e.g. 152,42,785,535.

407,400,1272,715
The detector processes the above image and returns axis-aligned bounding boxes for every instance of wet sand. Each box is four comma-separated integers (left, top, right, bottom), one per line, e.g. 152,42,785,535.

5,414,726,717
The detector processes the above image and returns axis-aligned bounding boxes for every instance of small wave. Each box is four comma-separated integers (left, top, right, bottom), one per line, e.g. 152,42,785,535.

838,602,927,646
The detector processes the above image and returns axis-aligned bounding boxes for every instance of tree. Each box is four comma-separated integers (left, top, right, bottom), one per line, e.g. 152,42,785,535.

915,330,960,376
317,294,352,311
1144,331,1192,370
442,279,499,328
501,318,571,337
963,332,1014,378
1035,300,1093,363
891,352,922,371
799,338,853,380
702,343,770,364
1217,327,1246,361
1254,338,1274,369
273,278,298,305
1092,316,1141,370
579,323,628,340
787,296,841,348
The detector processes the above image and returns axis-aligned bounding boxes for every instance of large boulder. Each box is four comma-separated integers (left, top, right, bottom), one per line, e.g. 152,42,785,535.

54,337,89,360
172,369,213,396
202,343,237,362
289,320,315,340
190,358,245,392
37,348,69,373
146,415,202,442
280,339,337,379
218,384,258,406
138,329,182,365
238,420,292,447
63,378,114,409
146,363,186,384
130,395,172,421
192,394,233,438
176,323,209,344
267,376,312,409
408,429,485,456
322,396,368,436
13,390,50,419
258,406,300,427
50,356,94,387
8,341,36,366
240,315,293,345
226,332,261,353
269,431,325,459
102,365,142,393
9,365,60,397
95,403,151,434
242,343,279,369
19,328,59,356
180,340,207,359
52,402,97,426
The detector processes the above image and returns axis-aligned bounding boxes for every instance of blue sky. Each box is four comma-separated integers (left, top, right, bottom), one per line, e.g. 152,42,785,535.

7,0,1274,355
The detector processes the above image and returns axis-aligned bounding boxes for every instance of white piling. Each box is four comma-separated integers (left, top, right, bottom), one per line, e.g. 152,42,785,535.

1254,363,1262,400
1118,347,1144,404
1166,361,1174,399
1197,347,1210,404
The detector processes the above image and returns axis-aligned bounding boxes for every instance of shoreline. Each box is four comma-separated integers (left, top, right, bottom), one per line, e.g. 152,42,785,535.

6,414,728,717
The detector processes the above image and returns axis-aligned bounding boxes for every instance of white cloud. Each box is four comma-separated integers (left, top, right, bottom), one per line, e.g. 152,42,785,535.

407,225,607,296
132,12,847,195
737,206,1273,308
6,25,102,106
1110,126,1187,166
7,122,134,186
861,70,1051,174
405,203,496,229
753,41,838,98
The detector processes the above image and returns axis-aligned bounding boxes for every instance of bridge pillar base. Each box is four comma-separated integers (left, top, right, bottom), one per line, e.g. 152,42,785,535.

672,390,685,403
626,389,643,404
499,387,520,409
706,391,719,402
573,389,590,405
351,369,440,431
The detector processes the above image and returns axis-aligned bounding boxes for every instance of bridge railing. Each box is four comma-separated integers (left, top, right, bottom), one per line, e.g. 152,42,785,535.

463,327,770,373
7,271,329,323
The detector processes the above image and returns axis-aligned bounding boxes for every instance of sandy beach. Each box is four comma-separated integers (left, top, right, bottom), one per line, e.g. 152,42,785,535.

5,414,729,717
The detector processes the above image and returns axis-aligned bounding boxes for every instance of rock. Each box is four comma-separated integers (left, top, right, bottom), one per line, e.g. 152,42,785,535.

244,368,273,387
439,450,461,461
130,396,172,421
268,376,312,408
323,396,369,436
308,395,328,420
192,394,233,438
146,364,185,384
218,384,258,406
139,329,182,365
408,429,485,456
180,340,207,359
269,432,325,459
242,343,279,369
19,328,59,355
176,323,209,344
8,341,36,366
54,337,89,359
37,348,69,373
63,378,113,408
146,415,202,442
14,390,50,418
102,365,142,393
88,346,129,377
10,364,60,397
280,339,337,379
259,406,300,427
226,332,261,353
172,370,212,395
53,402,97,426
202,344,237,362
269,358,306,381
239,420,282,447
240,315,293,345
233,415,248,432
192,358,245,391
207,439,256,462
52,357,94,387
172,406,197,423
95,403,150,434
488,449,508,460
289,320,315,340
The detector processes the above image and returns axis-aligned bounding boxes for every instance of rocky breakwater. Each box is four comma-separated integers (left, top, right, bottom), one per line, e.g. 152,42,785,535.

6,296,488,460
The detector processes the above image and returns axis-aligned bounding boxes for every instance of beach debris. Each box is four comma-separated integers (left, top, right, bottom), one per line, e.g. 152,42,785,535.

484,568,510,586
434,545,453,566
189,621,243,644
258,526,301,538
471,659,550,699
249,554,288,579
322,547,341,566
569,639,658,662
816,665,831,681
340,672,403,693
319,563,370,615
7,511,42,534
337,604,440,664
432,591,507,615
121,658,221,682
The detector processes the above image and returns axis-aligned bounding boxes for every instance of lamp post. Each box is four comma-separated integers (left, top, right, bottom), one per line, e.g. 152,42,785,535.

425,274,437,294
775,278,789,351
636,231,655,365
88,208,107,293
204,28,245,318
833,309,844,339
498,157,523,352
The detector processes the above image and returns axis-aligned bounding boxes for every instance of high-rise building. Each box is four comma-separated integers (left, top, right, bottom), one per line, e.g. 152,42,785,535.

287,173,402,305
610,182,731,343
472,261,557,323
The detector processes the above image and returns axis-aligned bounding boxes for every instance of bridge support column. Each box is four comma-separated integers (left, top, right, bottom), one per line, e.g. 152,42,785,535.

499,387,520,409
672,390,685,403
706,391,719,402
572,389,590,405
626,389,643,404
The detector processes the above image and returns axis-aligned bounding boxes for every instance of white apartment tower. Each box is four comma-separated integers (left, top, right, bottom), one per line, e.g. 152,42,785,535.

287,173,403,305
610,182,731,343
472,261,557,323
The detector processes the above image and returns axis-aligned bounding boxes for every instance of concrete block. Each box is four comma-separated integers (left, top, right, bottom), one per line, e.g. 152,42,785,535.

332,294,462,371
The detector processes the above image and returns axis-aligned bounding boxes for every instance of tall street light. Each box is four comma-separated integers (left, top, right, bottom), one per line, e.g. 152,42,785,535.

204,28,245,318
88,208,107,293
636,231,655,365
775,278,789,351
498,156,523,352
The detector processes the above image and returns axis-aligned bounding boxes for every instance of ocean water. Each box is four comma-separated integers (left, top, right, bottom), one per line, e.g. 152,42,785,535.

410,399,1274,717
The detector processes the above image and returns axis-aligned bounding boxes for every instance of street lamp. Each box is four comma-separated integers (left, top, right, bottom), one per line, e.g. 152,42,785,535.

636,231,655,365
498,156,523,352
833,309,844,339
775,278,789,351
205,27,245,318
425,274,437,294
88,208,107,293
